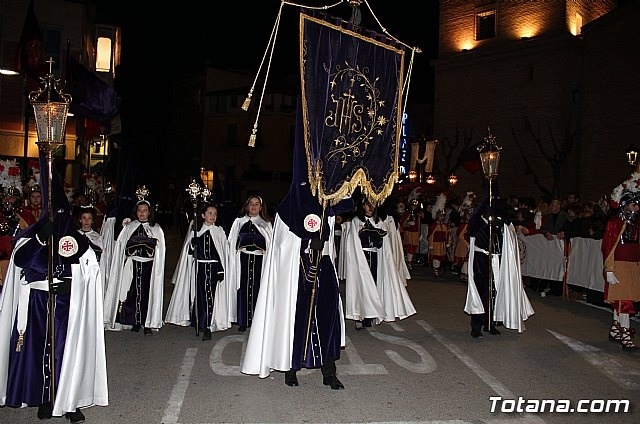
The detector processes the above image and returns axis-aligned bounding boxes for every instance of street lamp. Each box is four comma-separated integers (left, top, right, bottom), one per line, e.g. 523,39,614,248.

29,57,71,407
408,169,417,183
626,145,639,170
477,127,501,333
426,174,436,185
448,173,458,188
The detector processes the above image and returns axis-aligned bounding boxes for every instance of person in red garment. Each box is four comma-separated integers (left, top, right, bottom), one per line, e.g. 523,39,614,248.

602,174,640,350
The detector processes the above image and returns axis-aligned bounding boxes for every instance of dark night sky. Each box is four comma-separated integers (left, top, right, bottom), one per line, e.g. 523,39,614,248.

98,0,438,101
95,0,439,183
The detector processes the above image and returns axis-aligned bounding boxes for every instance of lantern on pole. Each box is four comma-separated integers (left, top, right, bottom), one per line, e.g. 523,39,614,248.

28,57,71,406
477,128,501,331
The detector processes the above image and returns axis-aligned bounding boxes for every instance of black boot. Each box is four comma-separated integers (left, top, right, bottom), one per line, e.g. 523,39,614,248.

37,403,52,420
131,324,141,332
284,369,298,386
202,328,211,341
143,327,153,335
321,360,344,390
65,408,85,423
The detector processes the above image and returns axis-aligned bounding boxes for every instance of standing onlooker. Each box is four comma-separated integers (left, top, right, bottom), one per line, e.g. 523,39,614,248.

103,190,166,334
602,180,640,350
226,195,273,331
165,203,230,340
537,198,568,295
18,187,42,226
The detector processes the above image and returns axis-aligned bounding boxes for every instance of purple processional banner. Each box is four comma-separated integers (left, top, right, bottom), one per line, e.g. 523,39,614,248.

300,12,404,206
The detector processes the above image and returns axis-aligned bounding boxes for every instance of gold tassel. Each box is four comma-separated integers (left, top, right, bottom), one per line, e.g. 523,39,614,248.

241,92,252,111
248,128,257,147
16,331,24,352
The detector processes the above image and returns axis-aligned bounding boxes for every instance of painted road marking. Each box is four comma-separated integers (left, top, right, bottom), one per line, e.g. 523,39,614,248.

549,329,640,390
161,347,198,424
417,320,545,424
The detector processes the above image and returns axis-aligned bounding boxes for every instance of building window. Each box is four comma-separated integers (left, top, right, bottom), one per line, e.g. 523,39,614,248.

476,10,496,40
96,37,112,72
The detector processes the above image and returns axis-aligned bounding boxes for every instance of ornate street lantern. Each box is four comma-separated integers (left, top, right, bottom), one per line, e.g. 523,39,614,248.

626,145,638,167
478,129,501,180
29,57,71,407
476,127,502,332
426,174,436,185
408,169,417,182
448,173,458,188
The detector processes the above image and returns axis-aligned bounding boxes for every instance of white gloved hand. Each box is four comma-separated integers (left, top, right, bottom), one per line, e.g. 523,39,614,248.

122,218,131,227
606,271,620,284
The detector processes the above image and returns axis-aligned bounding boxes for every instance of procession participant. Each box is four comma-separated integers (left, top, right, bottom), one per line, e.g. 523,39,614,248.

76,205,103,262
226,195,273,332
165,203,230,340
0,162,107,423
428,194,451,278
103,186,166,335
603,176,640,350
398,199,422,270
343,197,416,330
464,195,534,338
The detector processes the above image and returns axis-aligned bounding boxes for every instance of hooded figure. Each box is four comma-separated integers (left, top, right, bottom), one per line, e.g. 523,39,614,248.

241,100,353,389
0,157,107,422
464,188,534,338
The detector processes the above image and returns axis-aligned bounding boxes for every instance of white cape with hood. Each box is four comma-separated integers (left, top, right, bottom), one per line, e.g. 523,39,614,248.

225,215,273,324
0,239,108,415
241,215,345,378
343,216,416,323
464,222,535,333
103,220,166,330
165,221,230,331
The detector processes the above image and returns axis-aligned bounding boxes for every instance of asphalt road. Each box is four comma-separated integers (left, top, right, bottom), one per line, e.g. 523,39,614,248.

2,225,640,424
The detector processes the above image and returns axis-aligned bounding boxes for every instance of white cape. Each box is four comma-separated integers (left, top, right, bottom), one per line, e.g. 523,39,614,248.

241,214,345,378
0,239,108,415
165,221,230,331
103,220,166,330
464,223,535,333
343,216,416,323
225,215,273,323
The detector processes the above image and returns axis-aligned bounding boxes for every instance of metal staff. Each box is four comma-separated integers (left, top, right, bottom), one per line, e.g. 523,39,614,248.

303,206,327,361
477,129,501,332
29,58,72,407
186,180,203,336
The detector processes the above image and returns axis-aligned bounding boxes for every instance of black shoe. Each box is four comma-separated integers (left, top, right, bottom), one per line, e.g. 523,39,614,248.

488,327,501,335
65,408,85,423
323,374,344,390
131,324,141,332
143,327,153,335
238,326,246,332
355,321,365,331
284,370,299,386
37,403,52,420
202,329,211,341
471,329,484,339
